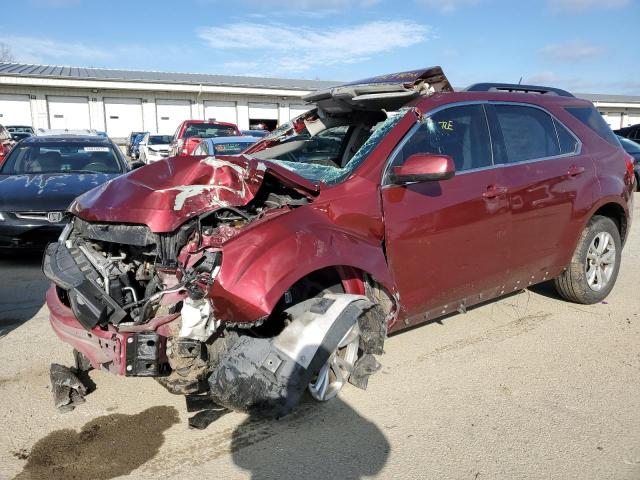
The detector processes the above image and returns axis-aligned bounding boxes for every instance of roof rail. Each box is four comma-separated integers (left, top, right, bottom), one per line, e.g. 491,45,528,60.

465,82,575,98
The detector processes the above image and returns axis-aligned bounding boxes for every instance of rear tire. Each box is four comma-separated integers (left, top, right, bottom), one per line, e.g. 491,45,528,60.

554,215,621,304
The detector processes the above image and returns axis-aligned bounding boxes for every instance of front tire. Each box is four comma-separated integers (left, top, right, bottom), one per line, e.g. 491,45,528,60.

554,215,621,304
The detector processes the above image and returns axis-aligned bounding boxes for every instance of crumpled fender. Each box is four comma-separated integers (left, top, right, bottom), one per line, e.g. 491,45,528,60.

209,201,393,324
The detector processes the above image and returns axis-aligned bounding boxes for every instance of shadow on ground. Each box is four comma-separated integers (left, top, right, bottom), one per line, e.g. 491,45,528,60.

0,250,49,338
230,396,390,480
13,406,179,480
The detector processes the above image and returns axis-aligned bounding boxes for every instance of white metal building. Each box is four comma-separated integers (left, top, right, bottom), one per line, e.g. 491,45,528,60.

0,62,638,139
0,63,336,140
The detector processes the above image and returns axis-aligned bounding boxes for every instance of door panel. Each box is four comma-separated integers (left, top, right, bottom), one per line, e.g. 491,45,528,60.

104,97,143,137
204,101,237,124
490,103,595,279
383,170,510,322
47,96,90,130
0,94,32,125
381,103,510,325
156,99,191,135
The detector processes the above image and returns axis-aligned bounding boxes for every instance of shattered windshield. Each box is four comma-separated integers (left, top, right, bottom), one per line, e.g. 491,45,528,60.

253,109,408,185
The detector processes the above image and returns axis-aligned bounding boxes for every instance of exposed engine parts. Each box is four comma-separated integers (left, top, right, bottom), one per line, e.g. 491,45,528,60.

42,170,389,419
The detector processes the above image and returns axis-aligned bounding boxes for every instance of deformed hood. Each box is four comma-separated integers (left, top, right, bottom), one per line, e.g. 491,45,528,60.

70,155,317,233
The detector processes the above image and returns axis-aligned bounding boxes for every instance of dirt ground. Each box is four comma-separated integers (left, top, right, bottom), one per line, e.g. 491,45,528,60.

1,201,639,480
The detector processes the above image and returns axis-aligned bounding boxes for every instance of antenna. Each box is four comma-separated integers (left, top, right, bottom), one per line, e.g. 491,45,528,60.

518,76,523,85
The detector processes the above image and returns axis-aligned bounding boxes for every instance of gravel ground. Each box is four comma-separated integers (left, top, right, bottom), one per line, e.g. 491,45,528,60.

1,200,639,480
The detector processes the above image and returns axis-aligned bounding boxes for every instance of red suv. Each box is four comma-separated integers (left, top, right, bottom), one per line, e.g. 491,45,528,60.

43,67,634,417
0,124,16,165
168,120,241,156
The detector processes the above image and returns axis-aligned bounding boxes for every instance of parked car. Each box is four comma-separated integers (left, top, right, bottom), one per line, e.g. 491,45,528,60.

138,134,173,163
617,134,640,190
241,129,269,138
192,136,260,156
0,135,132,249
10,132,32,142
130,132,148,159
168,120,241,156
43,67,634,418
615,123,640,142
126,131,145,156
0,124,16,165
35,128,100,136
7,125,35,135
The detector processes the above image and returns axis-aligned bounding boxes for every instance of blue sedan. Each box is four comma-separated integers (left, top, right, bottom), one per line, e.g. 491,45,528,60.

192,136,260,157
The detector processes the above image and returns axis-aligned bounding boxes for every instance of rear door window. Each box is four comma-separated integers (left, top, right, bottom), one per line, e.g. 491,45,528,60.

494,104,561,163
387,104,493,175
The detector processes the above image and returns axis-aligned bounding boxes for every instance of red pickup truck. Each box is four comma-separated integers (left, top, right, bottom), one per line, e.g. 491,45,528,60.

168,120,241,156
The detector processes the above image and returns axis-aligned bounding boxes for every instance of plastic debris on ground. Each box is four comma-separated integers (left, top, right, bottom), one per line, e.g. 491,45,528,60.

50,363,88,412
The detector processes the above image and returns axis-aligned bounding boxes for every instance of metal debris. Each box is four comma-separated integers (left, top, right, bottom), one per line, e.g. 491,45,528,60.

50,363,88,412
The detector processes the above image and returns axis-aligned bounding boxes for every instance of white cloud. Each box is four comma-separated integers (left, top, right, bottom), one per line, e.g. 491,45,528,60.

0,36,111,64
415,0,480,13
199,21,431,73
549,0,630,12
541,41,606,61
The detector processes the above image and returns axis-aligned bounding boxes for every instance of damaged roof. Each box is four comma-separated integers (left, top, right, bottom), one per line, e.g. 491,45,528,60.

0,62,339,91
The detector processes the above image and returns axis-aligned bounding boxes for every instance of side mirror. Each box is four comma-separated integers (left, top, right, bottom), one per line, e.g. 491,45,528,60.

390,153,455,184
130,160,145,170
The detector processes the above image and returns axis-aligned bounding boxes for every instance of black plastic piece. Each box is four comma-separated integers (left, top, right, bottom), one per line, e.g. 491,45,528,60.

43,242,129,329
125,332,164,377
465,82,575,97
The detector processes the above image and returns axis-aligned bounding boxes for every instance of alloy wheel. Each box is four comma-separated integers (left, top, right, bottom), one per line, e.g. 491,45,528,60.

585,231,616,292
308,323,360,401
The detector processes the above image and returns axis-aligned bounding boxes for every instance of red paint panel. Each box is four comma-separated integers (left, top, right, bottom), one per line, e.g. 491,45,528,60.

382,168,510,324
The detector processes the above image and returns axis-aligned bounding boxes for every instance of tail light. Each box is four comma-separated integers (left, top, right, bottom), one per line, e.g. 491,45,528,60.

624,153,634,177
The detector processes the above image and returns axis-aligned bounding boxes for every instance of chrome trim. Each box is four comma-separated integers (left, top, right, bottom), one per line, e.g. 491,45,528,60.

14,212,48,220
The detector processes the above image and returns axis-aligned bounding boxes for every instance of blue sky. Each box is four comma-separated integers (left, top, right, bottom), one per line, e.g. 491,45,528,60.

1,0,638,93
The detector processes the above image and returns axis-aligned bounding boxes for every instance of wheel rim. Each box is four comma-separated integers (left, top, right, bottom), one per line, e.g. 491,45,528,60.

308,323,360,402
585,231,616,292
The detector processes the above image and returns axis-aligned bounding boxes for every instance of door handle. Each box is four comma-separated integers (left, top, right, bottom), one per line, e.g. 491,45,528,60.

567,165,585,177
482,185,507,199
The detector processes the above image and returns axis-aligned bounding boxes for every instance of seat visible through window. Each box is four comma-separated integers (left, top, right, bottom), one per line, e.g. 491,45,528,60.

389,104,493,174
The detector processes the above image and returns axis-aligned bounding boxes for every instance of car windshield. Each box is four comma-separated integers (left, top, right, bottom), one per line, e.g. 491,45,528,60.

212,141,255,155
183,124,237,139
248,109,408,185
618,136,640,154
149,135,173,145
0,142,123,174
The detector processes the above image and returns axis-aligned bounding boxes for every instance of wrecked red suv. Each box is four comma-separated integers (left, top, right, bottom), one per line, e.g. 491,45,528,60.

43,67,634,416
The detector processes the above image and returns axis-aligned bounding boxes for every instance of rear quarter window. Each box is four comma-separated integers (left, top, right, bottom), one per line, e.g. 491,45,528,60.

553,118,579,155
565,106,620,147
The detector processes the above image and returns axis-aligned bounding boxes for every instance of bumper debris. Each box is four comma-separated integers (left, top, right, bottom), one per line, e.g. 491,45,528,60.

50,363,88,412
